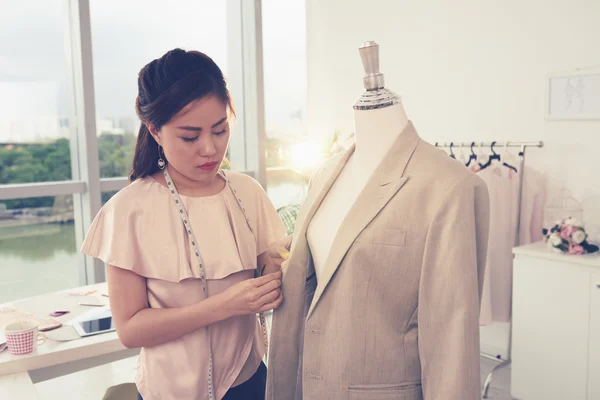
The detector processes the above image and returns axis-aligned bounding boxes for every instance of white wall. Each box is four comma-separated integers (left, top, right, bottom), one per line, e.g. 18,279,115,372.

306,0,600,239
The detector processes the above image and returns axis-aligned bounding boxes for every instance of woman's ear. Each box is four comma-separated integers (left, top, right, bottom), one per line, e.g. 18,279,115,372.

148,124,161,146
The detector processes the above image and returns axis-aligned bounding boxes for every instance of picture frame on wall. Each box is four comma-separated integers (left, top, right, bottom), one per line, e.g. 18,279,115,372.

545,67,600,120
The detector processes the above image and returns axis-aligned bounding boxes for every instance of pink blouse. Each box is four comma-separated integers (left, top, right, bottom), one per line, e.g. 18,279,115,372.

81,171,286,400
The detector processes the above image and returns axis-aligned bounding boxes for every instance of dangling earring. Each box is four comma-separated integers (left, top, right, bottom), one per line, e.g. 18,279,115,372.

157,144,166,170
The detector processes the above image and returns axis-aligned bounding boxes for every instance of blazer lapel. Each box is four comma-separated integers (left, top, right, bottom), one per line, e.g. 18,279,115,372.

284,146,355,278
306,122,421,320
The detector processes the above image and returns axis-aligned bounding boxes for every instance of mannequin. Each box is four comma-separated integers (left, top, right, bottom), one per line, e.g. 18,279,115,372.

307,41,409,277
267,40,490,400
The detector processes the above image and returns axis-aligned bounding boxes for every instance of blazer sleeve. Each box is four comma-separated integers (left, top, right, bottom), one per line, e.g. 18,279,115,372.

418,173,490,400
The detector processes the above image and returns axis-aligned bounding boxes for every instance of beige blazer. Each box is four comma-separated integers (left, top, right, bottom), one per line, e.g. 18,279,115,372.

267,123,490,400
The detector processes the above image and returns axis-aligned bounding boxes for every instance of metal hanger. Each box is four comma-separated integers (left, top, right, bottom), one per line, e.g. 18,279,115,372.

480,141,501,170
465,142,478,167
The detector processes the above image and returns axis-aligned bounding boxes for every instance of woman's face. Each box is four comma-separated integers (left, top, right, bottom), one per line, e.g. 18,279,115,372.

151,95,230,185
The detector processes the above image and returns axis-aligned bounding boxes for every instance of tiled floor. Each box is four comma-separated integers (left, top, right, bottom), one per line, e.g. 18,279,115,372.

34,355,514,399
35,356,138,400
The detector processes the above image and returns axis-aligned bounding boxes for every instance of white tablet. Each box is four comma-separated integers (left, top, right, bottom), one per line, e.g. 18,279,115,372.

73,310,116,337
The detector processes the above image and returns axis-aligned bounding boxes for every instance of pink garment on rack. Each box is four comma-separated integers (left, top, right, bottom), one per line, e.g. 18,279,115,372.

518,167,546,244
478,163,545,325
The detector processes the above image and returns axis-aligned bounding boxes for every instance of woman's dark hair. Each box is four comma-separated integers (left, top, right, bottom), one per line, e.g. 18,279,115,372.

129,48,235,182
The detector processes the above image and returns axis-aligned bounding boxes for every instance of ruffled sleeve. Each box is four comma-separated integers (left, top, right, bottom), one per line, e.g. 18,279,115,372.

80,179,188,282
80,194,151,275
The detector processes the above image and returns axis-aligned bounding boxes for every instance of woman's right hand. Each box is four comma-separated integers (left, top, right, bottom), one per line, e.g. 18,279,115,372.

220,270,283,317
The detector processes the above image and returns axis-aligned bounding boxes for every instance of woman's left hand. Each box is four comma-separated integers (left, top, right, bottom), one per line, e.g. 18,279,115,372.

259,235,293,275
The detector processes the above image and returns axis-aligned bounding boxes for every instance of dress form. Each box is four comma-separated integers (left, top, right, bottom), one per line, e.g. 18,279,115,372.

307,41,409,279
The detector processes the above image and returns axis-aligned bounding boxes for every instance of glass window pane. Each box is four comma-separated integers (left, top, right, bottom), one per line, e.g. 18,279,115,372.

101,190,119,206
90,0,228,178
262,0,310,209
0,1,73,184
0,195,79,304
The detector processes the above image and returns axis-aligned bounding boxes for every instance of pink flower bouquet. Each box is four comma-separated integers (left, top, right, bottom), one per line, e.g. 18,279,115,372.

543,218,599,255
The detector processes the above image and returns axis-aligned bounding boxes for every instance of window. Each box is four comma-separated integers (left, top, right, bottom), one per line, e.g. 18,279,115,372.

0,195,78,304
261,0,312,209
90,0,229,179
0,2,82,303
0,0,263,304
0,1,73,184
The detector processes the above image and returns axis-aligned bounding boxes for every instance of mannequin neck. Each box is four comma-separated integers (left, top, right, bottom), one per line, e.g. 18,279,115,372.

352,102,409,169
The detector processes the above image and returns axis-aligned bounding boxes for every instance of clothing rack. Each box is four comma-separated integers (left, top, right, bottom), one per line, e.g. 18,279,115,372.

436,140,543,398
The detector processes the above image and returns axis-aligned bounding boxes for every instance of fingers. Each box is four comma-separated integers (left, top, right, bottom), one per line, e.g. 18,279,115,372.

267,235,293,259
246,270,285,314
267,246,288,260
253,270,282,286
259,291,284,313
258,286,281,305
267,249,288,266
255,276,282,297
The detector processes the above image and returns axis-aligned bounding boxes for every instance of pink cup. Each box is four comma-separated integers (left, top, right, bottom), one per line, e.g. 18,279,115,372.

3,320,46,355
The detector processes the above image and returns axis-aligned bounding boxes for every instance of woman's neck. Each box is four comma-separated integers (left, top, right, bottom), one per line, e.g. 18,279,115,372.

156,165,224,197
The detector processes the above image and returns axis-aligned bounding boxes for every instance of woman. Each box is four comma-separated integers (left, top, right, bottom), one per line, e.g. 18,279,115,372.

81,48,287,400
